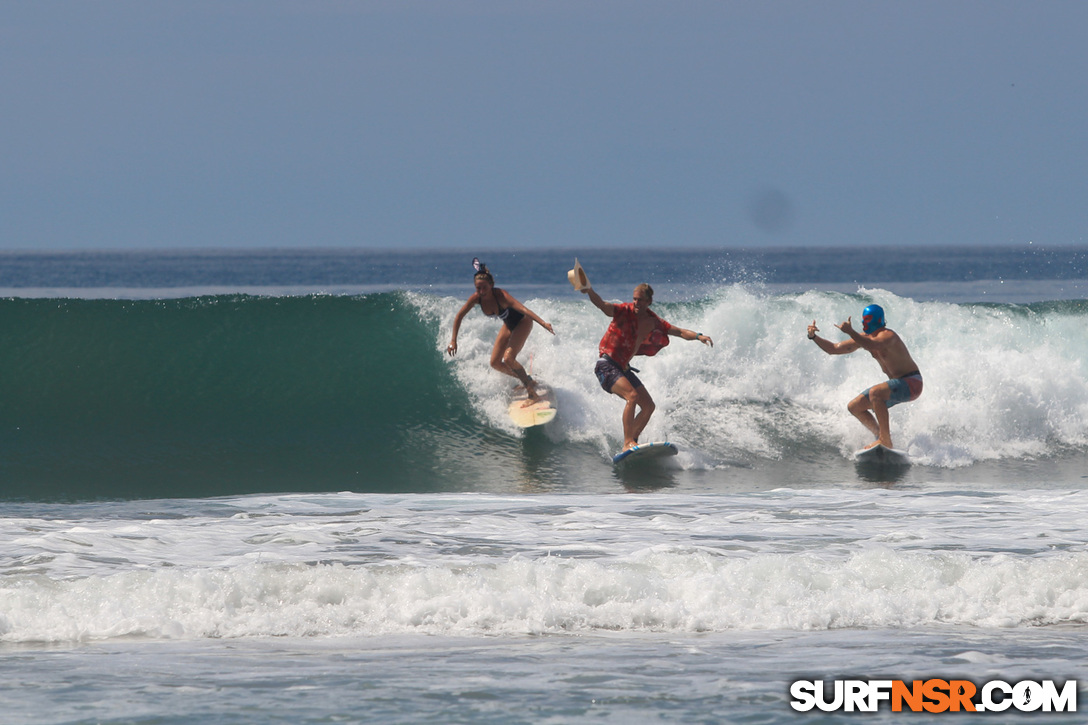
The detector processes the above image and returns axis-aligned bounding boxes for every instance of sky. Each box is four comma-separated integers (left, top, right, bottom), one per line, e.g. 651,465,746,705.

1,1,1086,251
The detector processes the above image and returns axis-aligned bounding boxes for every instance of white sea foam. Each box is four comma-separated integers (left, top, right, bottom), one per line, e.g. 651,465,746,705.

3,546,1088,642
3,490,1087,643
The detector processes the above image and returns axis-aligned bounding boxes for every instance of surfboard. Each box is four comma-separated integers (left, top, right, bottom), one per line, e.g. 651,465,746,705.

853,444,910,466
612,441,679,465
508,384,557,428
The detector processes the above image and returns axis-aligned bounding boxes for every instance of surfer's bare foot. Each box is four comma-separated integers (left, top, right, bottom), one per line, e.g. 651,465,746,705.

623,440,638,451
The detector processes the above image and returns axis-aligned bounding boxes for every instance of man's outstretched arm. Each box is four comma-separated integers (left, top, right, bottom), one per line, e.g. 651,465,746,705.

808,319,858,355
667,326,713,347
582,287,614,316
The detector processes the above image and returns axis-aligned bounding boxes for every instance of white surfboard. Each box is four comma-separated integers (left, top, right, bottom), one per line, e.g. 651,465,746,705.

853,444,910,466
612,441,679,465
508,385,557,428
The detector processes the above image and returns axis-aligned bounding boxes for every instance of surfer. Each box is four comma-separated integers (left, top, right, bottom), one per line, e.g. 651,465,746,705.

583,283,713,451
447,258,555,400
808,304,922,450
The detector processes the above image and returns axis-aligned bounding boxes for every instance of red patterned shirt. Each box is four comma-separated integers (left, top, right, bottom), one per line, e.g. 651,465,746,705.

598,302,673,369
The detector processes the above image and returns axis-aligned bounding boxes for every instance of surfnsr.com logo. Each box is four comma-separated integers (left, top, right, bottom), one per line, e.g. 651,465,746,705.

790,679,1078,713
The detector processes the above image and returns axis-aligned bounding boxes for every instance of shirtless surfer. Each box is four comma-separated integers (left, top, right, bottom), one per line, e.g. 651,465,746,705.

447,258,555,400
808,304,922,449
583,283,712,451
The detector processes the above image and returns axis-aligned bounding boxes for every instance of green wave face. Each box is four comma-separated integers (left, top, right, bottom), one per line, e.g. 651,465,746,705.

0,294,474,500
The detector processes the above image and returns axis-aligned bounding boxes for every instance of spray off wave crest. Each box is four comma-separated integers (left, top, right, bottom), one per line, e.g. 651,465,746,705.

428,286,1088,468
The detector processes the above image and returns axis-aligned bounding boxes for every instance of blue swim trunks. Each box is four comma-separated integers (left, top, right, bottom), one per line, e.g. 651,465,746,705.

864,371,923,408
595,355,643,393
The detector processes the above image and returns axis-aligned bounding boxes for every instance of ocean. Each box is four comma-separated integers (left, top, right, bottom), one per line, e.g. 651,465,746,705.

1,245,1086,723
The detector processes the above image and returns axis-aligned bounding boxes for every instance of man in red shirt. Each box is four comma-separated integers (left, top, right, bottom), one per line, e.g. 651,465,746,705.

583,283,713,451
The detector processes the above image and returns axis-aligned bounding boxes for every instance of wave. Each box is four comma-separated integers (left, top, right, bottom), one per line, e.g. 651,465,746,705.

0,293,474,499
0,289,1085,500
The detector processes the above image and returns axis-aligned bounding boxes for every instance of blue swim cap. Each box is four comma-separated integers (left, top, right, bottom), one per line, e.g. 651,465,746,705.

862,304,886,333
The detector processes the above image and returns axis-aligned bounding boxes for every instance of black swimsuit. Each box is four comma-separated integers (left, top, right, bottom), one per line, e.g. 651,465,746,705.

491,305,525,331
484,292,526,331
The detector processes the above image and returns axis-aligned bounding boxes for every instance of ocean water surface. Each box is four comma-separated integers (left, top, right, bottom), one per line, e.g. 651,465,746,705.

1,246,1086,723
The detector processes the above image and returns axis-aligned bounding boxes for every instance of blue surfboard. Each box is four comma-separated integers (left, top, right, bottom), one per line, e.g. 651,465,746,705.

612,441,679,465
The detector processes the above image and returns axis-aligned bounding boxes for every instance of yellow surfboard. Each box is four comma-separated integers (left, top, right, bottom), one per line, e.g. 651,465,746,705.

508,385,557,428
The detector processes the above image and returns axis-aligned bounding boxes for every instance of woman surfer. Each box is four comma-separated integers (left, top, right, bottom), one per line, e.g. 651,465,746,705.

447,258,555,400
